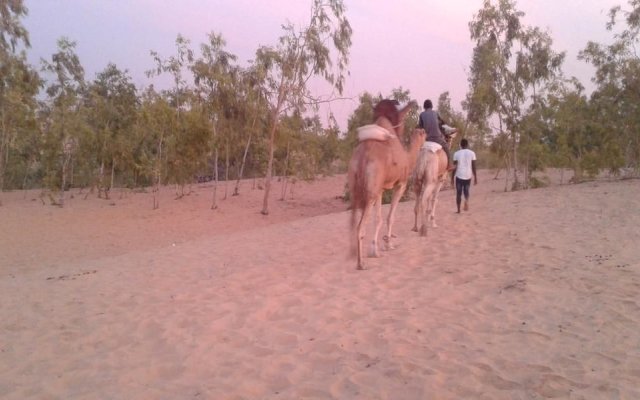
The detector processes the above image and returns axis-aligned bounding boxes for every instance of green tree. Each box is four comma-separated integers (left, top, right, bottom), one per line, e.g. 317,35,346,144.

0,0,40,199
134,87,176,209
546,80,622,182
40,37,86,206
231,65,269,197
437,92,465,148
85,63,138,198
579,0,640,175
467,0,564,190
147,34,193,115
317,114,341,174
191,32,239,208
0,0,29,52
148,35,207,196
343,92,378,158
253,0,352,215
0,48,40,192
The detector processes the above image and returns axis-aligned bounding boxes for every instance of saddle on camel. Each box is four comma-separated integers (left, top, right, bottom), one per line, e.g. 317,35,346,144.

347,99,426,270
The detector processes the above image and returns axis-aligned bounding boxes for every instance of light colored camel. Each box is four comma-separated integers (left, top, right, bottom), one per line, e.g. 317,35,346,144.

348,100,426,270
412,127,457,236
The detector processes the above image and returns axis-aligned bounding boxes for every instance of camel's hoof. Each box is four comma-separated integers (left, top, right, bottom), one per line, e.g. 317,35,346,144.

420,226,428,237
432,223,439,228
368,248,381,258
357,265,366,270
411,226,418,232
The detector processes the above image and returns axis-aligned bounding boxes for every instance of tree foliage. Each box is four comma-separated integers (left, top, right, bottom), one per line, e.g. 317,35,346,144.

579,0,640,174
40,37,86,205
3,0,640,214
0,0,40,199
253,0,352,214
466,0,564,190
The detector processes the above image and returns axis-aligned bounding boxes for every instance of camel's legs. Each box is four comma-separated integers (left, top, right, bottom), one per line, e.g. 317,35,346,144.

412,195,420,232
356,200,374,270
414,184,426,232
420,182,437,236
412,180,423,232
429,180,444,228
370,195,383,257
384,184,406,250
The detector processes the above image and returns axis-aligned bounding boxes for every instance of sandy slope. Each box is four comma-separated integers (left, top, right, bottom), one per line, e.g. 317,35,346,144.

1,171,639,399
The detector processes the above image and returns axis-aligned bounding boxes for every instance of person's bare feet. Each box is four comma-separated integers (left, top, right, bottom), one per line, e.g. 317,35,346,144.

463,201,469,211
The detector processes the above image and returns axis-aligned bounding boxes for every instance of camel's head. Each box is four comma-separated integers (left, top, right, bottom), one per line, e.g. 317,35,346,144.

373,99,416,138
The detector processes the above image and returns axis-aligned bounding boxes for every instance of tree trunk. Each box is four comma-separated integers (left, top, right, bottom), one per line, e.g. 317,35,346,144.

69,154,75,188
493,168,501,180
524,156,530,190
572,162,584,183
0,109,7,196
280,140,291,200
21,158,33,192
153,134,163,210
210,121,219,210
211,147,219,210
59,153,70,207
233,131,253,196
509,112,520,191
511,132,519,190
504,155,511,193
99,160,105,198
223,142,229,200
0,109,5,182
261,114,278,215
110,158,115,197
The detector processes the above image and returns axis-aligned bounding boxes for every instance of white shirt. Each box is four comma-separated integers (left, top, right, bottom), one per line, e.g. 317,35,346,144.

453,148,476,180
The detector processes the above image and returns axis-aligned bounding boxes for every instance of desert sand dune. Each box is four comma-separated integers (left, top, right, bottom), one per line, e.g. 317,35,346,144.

1,171,639,399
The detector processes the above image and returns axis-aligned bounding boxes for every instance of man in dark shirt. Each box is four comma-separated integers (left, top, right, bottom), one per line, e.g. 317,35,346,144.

418,99,455,171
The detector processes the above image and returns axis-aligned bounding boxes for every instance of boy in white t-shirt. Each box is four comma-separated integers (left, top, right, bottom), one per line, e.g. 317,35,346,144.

452,139,477,213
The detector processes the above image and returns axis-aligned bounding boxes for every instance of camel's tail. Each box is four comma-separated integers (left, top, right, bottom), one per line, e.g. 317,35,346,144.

348,153,369,257
413,148,429,195
349,205,358,258
348,153,369,213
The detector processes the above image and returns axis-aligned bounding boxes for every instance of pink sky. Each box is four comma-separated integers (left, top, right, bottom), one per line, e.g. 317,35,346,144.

24,0,621,130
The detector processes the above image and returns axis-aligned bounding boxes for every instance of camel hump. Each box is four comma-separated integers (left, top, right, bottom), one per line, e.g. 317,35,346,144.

357,124,396,142
421,141,442,153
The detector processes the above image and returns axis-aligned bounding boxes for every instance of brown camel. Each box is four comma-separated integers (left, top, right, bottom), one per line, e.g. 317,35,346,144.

412,126,457,236
348,100,426,270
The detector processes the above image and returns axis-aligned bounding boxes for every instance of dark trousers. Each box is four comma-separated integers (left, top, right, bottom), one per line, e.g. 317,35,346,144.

455,177,471,207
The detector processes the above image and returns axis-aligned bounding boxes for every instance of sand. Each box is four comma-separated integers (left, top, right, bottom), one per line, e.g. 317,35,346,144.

1,171,639,399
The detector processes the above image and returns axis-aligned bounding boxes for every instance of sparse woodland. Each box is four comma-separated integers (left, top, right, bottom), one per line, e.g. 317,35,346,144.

1,0,639,209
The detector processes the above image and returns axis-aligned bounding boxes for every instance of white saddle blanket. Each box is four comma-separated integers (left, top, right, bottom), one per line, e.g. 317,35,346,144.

357,124,395,142
421,141,442,153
